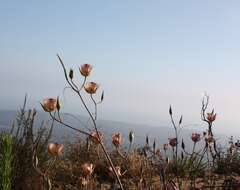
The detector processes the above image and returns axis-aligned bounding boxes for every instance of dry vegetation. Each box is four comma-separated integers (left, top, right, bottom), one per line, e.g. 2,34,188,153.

1,55,240,190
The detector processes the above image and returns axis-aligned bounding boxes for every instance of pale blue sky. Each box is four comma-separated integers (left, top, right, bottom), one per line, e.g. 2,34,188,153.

1,1,240,135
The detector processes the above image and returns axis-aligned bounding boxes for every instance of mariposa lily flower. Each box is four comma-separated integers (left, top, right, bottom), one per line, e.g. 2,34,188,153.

169,138,177,147
191,133,201,143
163,143,169,151
84,82,99,94
89,131,103,144
109,166,121,178
207,111,217,123
48,143,64,157
79,64,92,77
112,133,123,147
41,98,57,112
78,177,88,186
81,163,94,176
205,135,214,143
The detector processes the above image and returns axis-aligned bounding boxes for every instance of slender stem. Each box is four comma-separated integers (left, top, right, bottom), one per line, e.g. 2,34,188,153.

57,55,124,190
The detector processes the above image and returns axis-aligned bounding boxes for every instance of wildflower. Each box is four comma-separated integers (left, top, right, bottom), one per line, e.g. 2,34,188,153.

84,82,99,94
81,163,94,176
79,64,92,77
156,148,161,156
112,133,123,147
207,111,217,123
109,166,121,178
169,138,177,147
191,133,201,143
48,143,64,157
41,98,57,112
78,177,88,186
89,131,103,144
205,135,214,143
163,143,169,151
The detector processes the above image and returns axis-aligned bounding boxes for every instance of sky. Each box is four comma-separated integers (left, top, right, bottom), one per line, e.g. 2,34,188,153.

0,0,240,135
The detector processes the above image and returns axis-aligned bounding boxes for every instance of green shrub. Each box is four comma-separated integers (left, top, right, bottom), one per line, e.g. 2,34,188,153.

0,133,13,190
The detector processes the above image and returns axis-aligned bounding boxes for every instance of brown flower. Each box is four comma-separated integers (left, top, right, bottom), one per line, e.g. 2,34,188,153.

163,143,169,151
191,133,201,143
156,148,161,156
48,143,64,157
89,132,103,144
207,112,217,123
41,98,57,112
79,64,93,77
169,138,177,147
205,135,214,143
81,163,94,176
112,133,123,147
78,177,88,186
84,82,99,94
109,166,121,178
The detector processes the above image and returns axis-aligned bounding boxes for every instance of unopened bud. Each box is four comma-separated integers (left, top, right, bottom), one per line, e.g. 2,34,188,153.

56,97,61,111
69,68,74,80
129,131,134,144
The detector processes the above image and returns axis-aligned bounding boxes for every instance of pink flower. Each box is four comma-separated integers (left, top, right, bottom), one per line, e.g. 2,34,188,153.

48,143,64,157
207,111,217,123
84,82,99,94
89,131,103,144
169,138,177,147
191,133,201,143
79,64,93,77
112,133,123,147
81,163,94,176
109,166,121,178
41,98,57,112
163,143,169,151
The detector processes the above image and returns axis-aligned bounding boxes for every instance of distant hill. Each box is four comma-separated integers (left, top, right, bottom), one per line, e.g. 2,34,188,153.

0,110,227,150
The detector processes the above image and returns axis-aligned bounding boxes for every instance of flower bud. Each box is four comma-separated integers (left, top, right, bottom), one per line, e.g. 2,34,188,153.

129,131,134,144
146,135,149,146
56,97,61,111
153,139,156,153
69,68,74,80
181,139,185,150
169,106,172,116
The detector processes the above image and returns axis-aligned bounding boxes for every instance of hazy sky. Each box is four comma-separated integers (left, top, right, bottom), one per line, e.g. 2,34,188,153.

1,1,240,135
